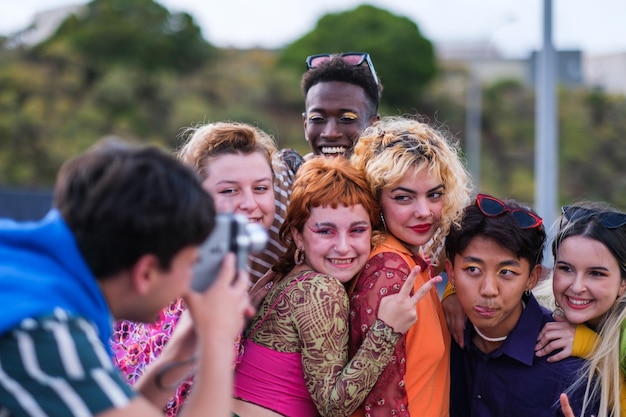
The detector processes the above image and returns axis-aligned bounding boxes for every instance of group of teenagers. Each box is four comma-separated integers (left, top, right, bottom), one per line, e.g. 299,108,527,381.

0,52,625,417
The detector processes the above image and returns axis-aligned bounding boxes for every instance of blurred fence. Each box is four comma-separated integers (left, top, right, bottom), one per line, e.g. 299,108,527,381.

0,188,53,220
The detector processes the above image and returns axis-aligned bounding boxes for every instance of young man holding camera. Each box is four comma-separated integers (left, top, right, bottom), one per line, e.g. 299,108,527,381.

0,139,253,417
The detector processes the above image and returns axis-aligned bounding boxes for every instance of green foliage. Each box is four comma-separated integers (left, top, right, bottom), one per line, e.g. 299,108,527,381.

559,89,626,207
278,4,436,112
480,79,536,201
36,0,216,75
425,70,626,209
0,0,623,212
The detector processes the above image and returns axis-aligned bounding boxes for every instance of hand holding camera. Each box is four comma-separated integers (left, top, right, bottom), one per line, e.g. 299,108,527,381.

191,213,268,292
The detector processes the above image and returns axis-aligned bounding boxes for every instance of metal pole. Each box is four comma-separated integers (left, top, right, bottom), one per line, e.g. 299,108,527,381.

535,0,558,262
466,64,481,190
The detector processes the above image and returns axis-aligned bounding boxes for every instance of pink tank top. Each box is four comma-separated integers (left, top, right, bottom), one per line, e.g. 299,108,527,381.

233,340,318,417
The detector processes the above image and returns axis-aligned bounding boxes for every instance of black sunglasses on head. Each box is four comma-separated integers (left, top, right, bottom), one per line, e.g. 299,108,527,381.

305,52,379,87
475,193,543,229
561,206,626,229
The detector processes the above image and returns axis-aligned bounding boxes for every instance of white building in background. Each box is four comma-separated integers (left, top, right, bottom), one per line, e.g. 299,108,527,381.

9,4,83,46
436,41,530,86
584,53,626,96
436,40,626,97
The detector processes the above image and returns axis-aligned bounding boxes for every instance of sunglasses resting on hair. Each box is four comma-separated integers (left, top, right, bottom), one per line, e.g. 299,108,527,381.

561,205,626,229
305,52,380,88
476,193,543,229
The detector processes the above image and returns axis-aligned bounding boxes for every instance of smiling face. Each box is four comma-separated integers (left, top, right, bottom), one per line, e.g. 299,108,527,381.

552,235,626,330
446,236,541,345
380,166,444,253
202,152,275,230
303,81,375,158
292,204,372,283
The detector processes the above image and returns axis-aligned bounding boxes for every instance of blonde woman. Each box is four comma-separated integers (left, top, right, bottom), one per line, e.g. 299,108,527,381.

535,202,626,417
349,115,471,416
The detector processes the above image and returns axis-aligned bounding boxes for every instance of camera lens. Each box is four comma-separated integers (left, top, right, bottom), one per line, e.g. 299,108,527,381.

244,223,268,253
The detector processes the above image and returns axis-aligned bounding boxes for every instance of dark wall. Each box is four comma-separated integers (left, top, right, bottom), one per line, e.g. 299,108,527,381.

0,189,53,221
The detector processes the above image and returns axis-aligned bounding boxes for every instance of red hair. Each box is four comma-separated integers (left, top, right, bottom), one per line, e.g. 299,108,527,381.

272,157,380,275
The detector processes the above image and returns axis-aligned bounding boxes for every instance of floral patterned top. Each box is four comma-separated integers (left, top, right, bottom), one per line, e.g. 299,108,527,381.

241,269,401,417
349,235,450,417
111,299,188,416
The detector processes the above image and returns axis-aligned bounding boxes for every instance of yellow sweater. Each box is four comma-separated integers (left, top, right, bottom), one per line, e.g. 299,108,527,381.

573,324,626,416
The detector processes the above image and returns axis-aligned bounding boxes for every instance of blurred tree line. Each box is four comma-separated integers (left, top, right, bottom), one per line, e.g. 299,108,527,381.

0,0,624,208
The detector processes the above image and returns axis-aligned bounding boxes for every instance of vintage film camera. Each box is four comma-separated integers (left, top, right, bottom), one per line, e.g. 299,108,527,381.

191,213,268,292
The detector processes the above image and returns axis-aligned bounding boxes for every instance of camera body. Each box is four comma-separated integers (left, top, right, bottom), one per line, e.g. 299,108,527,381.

191,213,268,292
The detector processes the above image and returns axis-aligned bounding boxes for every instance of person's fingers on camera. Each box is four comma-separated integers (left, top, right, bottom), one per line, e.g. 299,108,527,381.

196,254,252,340
186,255,236,321
215,253,238,288
232,266,250,291
215,254,249,315
232,268,255,320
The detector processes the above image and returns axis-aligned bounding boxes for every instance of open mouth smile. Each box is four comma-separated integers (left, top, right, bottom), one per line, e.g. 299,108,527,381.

565,296,592,309
328,258,355,267
320,146,348,156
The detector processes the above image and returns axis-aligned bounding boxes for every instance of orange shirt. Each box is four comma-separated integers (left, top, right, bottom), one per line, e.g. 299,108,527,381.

349,235,450,417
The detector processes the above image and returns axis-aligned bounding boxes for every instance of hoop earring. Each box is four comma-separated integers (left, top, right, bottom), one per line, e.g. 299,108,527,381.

524,289,531,297
294,247,305,266
553,307,564,319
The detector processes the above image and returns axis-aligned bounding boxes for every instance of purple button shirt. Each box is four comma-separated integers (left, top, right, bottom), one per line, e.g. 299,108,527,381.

450,294,597,417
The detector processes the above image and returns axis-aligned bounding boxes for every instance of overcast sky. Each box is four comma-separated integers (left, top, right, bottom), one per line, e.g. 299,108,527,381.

2,0,626,57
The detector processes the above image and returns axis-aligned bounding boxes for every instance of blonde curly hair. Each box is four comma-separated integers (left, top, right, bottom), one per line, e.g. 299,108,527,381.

350,115,472,267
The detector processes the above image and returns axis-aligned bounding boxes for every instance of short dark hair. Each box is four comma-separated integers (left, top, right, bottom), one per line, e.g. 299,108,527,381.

446,199,546,269
301,55,381,117
54,138,215,279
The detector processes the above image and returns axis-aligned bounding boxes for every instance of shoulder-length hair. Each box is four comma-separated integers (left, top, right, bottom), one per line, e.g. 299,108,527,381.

272,157,381,275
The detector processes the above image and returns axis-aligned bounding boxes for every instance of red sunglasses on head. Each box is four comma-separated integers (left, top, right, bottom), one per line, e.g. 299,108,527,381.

305,52,379,88
475,193,543,229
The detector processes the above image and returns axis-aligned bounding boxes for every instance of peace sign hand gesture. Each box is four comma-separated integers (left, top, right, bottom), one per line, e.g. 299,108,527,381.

377,265,442,334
